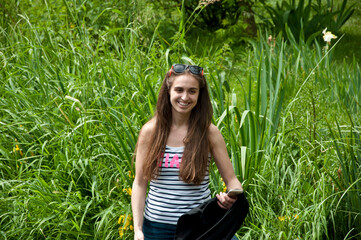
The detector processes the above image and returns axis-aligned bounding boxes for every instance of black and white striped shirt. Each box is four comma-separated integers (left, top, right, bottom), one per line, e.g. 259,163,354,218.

144,145,211,225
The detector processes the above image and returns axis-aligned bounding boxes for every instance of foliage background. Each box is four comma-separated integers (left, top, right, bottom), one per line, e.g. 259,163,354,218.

0,0,360,239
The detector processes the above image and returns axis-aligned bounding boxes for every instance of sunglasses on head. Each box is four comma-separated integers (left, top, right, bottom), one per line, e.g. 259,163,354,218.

169,64,204,76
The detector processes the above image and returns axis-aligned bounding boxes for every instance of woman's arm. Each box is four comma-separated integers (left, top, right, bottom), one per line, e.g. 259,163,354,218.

131,121,154,240
209,124,243,209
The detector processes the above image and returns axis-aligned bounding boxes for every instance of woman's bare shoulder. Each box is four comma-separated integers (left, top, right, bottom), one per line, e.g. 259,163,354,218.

208,124,224,147
208,123,221,136
141,118,156,132
138,118,157,142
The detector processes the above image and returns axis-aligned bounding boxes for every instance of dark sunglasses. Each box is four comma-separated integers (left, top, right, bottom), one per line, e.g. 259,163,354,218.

170,64,204,76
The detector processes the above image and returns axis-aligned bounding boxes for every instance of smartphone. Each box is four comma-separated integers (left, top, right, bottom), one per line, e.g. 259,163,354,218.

227,188,244,197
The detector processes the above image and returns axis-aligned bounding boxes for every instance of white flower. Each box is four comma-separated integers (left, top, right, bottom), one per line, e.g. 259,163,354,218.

199,0,220,6
322,28,337,43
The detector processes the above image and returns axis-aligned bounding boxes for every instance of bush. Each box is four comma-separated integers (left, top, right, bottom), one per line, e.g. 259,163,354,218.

152,0,261,37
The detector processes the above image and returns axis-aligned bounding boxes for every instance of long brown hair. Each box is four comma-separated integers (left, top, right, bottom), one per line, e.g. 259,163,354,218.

140,68,213,185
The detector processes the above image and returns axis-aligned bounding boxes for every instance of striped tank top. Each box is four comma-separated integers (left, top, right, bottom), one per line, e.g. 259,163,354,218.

144,145,211,225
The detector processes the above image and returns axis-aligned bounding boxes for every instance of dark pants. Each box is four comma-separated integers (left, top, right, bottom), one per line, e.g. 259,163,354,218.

143,217,238,240
143,217,177,240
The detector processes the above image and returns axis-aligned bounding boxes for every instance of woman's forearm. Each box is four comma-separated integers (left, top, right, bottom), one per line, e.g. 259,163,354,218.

131,178,147,232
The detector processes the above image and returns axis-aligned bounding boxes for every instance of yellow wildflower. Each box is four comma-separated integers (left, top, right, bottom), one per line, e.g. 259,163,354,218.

118,215,133,237
123,187,132,196
119,228,124,238
13,145,23,157
278,216,286,221
13,145,20,152
124,216,131,229
220,178,227,192
294,214,299,220
118,215,125,224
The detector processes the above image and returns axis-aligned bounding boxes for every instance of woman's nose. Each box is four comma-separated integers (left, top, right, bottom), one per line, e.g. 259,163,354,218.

181,92,189,100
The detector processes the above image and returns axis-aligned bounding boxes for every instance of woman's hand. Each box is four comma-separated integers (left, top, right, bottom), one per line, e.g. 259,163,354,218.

134,230,144,240
216,192,237,210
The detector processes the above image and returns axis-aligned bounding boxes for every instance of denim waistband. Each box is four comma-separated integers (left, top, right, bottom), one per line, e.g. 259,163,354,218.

143,217,177,240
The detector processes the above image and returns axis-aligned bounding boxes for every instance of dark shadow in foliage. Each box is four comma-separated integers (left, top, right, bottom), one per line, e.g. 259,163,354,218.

259,0,355,44
152,0,262,37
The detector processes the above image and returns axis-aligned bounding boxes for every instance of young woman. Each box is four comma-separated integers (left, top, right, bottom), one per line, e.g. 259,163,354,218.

131,64,243,240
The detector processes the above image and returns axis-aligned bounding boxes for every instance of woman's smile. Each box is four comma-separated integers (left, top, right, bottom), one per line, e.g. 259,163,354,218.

178,101,189,106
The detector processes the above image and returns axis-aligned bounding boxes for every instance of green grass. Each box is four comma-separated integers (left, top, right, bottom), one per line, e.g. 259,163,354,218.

1,1,360,239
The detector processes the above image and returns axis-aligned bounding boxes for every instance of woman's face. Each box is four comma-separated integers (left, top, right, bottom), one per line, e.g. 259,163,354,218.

169,74,200,116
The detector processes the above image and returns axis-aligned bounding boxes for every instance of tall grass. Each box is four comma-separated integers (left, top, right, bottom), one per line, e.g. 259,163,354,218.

207,28,360,238
208,36,295,189
0,4,157,239
326,116,361,238
1,1,360,239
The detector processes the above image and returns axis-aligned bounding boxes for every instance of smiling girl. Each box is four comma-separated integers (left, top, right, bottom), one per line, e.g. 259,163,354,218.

131,64,244,240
